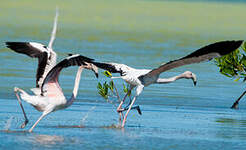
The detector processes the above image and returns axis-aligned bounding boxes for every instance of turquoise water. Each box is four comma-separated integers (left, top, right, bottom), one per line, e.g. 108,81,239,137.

1,0,246,149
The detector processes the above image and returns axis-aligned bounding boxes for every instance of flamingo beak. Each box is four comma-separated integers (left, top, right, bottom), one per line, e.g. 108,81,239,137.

192,73,197,86
92,64,99,78
95,72,99,78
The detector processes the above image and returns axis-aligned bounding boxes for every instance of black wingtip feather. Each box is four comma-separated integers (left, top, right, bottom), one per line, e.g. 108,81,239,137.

5,42,27,47
5,42,18,49
182,40,243,59
78,55,94,62
92,62,120,73
67,53,94,62
5,42,30,52
58,54,95,69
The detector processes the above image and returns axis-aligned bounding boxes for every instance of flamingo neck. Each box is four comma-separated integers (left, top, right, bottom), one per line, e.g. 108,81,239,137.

155,73,186,84
67,67,84,107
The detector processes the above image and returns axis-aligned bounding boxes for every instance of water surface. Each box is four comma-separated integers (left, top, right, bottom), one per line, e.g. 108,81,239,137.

1,0,246,149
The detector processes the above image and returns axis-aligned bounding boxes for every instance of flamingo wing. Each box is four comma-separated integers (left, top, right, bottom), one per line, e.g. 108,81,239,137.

139,40,243,80
41,54,94,96
6,42,49,58
92,62,131,76
6,42,57,88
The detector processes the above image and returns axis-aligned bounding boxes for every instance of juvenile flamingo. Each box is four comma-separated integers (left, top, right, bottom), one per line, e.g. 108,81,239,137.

14,54,98,132
93,40,243,127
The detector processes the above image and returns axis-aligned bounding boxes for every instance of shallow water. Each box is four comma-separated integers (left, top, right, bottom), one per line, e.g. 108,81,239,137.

1,0,246,149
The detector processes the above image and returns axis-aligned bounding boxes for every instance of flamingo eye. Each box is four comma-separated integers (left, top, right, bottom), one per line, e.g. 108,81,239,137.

43,46,47,49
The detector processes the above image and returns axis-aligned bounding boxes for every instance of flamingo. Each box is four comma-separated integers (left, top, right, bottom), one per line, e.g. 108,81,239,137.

14,54,98,132
6,7,59,95
5,8,59,128
92,40,243,127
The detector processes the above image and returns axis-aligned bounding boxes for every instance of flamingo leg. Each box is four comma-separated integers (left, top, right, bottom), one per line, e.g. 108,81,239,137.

118,111,124,125
117,93,129,112
29,110,52,132
14,87,29,128
122,106,142,115
122,85,144,128
117,86,134,111
231,90,246,109
123,94,142,115
121,96,137,128
117,93,128,125
124,94,132,109
117,85,134,124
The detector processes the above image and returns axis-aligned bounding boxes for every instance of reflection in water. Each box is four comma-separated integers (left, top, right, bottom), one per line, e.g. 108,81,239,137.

0,129,29,134
216,117,246,127
215,117,246,140
54,125,85,128
101,124,122,129
32,134,64,146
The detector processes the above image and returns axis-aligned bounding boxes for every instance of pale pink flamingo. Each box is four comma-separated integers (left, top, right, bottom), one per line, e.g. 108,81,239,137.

14,54,98,132
5,8,59,128
6,7,59,95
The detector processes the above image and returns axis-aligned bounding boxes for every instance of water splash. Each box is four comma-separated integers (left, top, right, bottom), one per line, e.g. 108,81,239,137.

80,106,97,126
4,116,14,131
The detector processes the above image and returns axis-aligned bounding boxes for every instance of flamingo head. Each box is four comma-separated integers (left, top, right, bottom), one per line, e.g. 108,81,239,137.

83,62,99,78
182,71,197,86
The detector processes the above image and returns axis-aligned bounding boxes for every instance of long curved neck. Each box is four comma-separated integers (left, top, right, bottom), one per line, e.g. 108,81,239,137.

155,73,186,84
66,67,84,107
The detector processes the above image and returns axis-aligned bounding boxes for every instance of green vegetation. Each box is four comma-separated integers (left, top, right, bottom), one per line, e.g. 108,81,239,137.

97,71,131,106
215,42,246,81
215,42,246,109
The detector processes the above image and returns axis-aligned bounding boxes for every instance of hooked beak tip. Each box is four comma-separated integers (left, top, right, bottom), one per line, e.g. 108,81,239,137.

95,73,99,78
191,73,197,86
193,81,197,86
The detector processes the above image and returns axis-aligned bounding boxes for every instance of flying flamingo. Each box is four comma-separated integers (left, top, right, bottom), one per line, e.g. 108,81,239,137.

93,40,243,127
5,8,60,128
13,54,98,132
